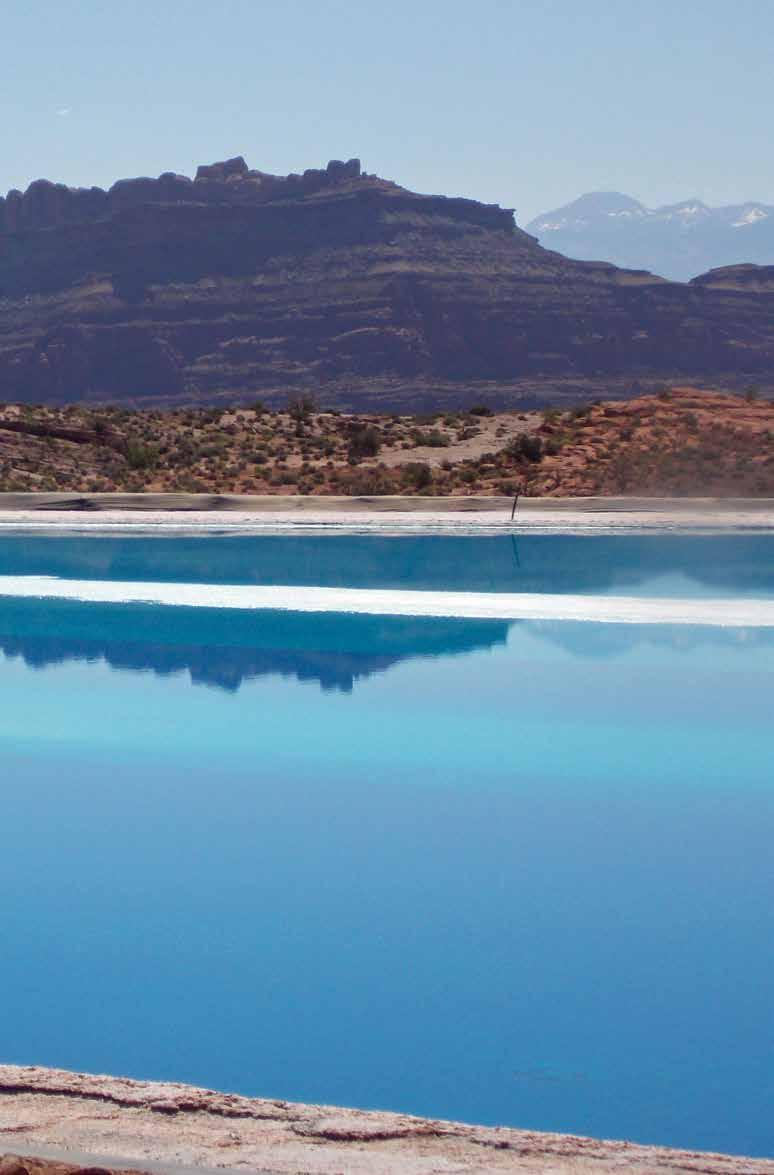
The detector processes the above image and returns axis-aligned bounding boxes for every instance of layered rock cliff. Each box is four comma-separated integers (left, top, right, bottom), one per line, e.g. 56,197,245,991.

1,156,773,409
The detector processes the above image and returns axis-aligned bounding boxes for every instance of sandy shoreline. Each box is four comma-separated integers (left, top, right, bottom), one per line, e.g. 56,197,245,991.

1,1065,771,1175
0,494,772,533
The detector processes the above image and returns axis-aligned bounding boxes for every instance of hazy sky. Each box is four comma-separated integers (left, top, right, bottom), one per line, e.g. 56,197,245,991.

3,0,772,224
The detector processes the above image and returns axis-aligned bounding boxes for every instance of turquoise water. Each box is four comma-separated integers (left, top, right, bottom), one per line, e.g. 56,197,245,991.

1,532,772,595
1,534,773,1156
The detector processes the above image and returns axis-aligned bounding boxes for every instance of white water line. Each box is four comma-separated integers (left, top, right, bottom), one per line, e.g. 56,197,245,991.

0,576,772,627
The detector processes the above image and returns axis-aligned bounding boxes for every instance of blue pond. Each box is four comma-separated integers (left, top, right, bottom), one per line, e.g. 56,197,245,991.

0,533,772,1157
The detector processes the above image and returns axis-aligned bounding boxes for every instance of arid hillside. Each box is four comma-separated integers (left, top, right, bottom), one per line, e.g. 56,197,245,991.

0,387,770,497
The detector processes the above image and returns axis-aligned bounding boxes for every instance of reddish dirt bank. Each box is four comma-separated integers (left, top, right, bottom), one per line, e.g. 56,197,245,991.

1,1157,148,1175
0,386,771,497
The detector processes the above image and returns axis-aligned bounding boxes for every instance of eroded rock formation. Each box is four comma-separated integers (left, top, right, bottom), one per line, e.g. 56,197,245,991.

1,156,773,409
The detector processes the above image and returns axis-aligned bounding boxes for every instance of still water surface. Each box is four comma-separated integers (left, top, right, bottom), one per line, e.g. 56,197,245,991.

1,534,772,1156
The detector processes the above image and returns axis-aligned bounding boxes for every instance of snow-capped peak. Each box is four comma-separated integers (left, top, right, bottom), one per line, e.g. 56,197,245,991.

732,206,769,228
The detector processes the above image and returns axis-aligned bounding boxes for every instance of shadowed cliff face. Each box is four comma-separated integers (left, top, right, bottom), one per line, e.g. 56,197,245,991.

1,156,774,409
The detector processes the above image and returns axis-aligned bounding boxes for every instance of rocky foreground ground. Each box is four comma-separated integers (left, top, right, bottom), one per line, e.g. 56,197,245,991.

1,1067,772,1175
0,387,771,497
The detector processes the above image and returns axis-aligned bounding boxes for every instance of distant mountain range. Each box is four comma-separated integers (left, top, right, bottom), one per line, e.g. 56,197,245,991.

526,192,774,282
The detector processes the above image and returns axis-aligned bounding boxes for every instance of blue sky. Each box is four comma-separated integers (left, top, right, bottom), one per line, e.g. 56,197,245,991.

3,0,772,223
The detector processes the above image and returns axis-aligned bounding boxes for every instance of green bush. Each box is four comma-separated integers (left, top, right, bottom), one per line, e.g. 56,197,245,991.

401,461,432,489
348,425,381,461
410,428,446,447
520,434,543,462
506,433,543,463
124,440,157,470
288,394,316,422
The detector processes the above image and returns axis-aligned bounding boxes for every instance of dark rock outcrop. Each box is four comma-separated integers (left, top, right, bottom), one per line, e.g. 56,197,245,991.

1,156,773,409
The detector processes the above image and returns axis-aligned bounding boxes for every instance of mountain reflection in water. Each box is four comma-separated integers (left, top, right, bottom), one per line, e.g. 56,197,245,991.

0,599,508,693
0,597,770,693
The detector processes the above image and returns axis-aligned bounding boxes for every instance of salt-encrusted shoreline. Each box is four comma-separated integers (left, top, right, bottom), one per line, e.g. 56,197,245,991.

2,578,773,626
0,494,772,534
1,1065,771,1174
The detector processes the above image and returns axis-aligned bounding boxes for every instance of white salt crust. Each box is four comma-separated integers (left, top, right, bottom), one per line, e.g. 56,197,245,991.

0,576,772,626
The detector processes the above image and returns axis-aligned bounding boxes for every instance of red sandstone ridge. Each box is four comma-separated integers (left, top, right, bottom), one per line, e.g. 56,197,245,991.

1,155,774,410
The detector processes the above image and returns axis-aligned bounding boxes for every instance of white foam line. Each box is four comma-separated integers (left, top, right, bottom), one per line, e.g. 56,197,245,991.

0,576,772,626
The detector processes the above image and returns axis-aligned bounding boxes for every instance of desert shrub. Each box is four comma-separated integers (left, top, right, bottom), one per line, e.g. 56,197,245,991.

416,429,447,447
506,434,543,463
468,404,493,417
288,394,316,422
342,468,394,495
124,440,157,470
348,425,381,461
520,434,543,462
569,403,591,420
401,462,432,489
